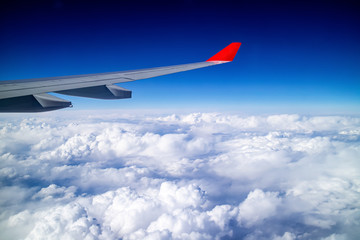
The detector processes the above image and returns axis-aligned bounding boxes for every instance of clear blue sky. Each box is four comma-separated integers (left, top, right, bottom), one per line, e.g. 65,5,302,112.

1,0,359,114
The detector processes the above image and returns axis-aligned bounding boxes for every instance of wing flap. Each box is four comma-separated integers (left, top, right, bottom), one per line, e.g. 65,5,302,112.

56,84,131,99
0,93,72,112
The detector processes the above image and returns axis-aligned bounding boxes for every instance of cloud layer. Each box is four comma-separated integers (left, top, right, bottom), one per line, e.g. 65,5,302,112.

0,112,359,239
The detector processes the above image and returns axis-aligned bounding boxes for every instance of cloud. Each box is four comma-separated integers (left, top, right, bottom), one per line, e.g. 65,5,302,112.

0,112,359,239
237,189,281,228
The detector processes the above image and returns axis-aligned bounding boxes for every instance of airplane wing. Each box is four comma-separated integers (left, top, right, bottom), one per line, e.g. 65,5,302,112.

0,42,241,112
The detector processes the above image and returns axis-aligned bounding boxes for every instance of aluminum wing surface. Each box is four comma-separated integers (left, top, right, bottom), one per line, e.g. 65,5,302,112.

0,42,241,112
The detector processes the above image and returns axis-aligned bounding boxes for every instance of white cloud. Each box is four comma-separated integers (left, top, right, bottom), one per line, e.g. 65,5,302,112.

0,112,359,239
32,184,76,201
238,189,281,227
272,232,296,240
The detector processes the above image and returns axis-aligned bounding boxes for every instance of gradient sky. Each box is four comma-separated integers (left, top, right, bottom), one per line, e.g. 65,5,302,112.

1,0,359,114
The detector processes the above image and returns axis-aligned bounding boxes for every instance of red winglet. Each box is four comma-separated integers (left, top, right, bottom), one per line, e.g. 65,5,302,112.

206,42,241,62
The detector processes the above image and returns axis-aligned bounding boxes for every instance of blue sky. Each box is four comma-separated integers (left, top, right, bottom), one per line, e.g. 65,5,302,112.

0,0,359,114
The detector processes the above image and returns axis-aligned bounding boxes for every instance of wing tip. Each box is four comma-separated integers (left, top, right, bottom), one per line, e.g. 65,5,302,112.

206,42,241,62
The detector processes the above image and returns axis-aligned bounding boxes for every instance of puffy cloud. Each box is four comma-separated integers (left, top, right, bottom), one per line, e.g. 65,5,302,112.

272,232,297,240
238,189,281,227
0,112,359,239
32,184,77,201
